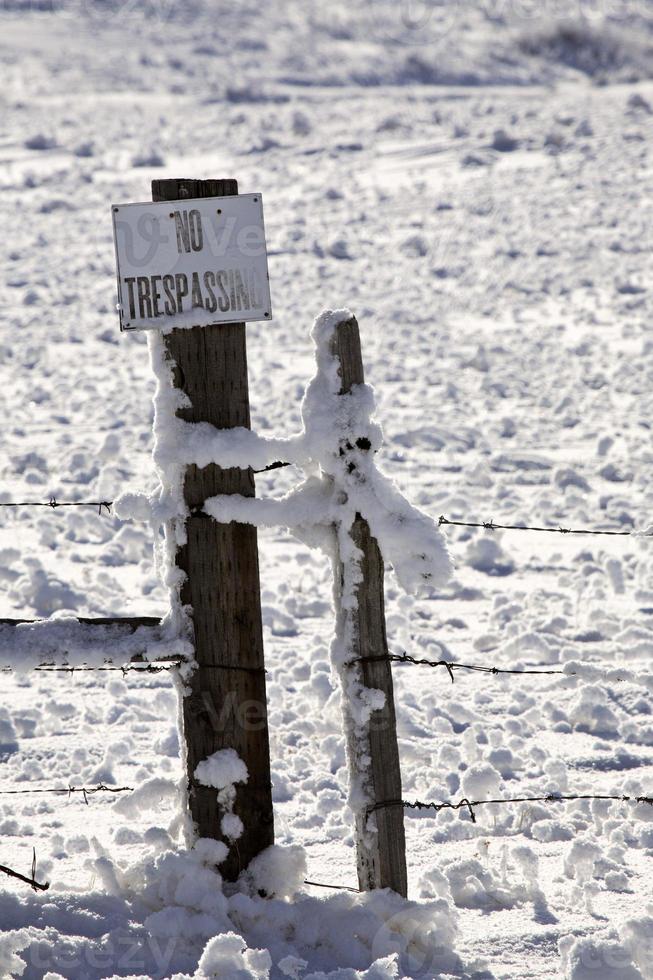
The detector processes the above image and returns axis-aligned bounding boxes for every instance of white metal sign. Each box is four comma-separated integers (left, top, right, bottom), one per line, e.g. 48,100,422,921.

111,194,272,331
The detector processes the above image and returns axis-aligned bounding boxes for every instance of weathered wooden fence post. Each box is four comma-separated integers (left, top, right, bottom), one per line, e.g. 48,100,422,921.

331,316,408,897
151,178,273,880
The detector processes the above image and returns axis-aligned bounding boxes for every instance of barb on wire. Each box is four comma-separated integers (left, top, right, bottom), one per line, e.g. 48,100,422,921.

351,653,564,683
438,515,644,538
0,783,132,802
369,792,653,824
0,849,49,892
0,498,112,515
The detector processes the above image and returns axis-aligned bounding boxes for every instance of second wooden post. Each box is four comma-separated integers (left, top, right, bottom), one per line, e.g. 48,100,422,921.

331,316,408,897
151,177,274,881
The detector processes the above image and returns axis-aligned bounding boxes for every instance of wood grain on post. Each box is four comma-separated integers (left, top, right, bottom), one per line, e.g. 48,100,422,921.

331,316,408,897
151,178,273,881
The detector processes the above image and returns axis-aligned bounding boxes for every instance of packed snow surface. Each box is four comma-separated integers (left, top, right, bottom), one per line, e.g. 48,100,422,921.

2,0,653,977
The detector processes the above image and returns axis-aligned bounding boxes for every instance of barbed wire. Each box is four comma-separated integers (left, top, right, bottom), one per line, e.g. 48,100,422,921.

438,515,645,537
352,652,564,683
1,660,266,675
304,878,361,893
4,662,178,675
0,501,641,539
0,783,132,805
369,792,653,823
0,498,112,515
54,663,173,674
0,849,49,892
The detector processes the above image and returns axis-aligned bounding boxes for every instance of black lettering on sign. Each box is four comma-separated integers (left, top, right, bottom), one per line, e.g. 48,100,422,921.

191,272,204,310
126,266,266,320
175,273,188,313
162,274,176,315
203,271,218,313
216,271,230,312
137,276,152,319
234,270,249,310
173,211,191,254
173,209,204,254
150,275,162,317
189,209,203,251
123,277,137,318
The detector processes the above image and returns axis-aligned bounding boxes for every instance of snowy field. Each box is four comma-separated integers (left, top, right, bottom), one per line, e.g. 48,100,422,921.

2,1,653,977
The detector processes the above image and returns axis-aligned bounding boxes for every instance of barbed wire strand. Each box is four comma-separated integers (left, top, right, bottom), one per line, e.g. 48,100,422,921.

304,879,361,893
0,784,133,805
369,792,653,824
0,849,49,892
0,661,264,675
0,500,644,539
0,498,112,515
0,663,177,675
439,515,644,537
351,652,565,683
0,656,596,684
0,652,633,688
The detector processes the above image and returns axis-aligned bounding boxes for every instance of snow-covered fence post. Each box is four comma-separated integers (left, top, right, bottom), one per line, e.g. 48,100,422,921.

331,316,408,897
151,177,274,880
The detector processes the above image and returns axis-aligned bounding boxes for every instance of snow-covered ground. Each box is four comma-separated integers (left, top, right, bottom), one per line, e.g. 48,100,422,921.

2,2,653,977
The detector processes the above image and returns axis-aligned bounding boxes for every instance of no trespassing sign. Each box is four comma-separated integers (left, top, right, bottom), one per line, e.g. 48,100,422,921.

111,193,272,331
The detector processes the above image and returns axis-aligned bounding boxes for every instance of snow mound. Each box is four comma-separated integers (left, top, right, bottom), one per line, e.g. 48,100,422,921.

81,842,461,979
559,908,653,980
196,932,271,979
